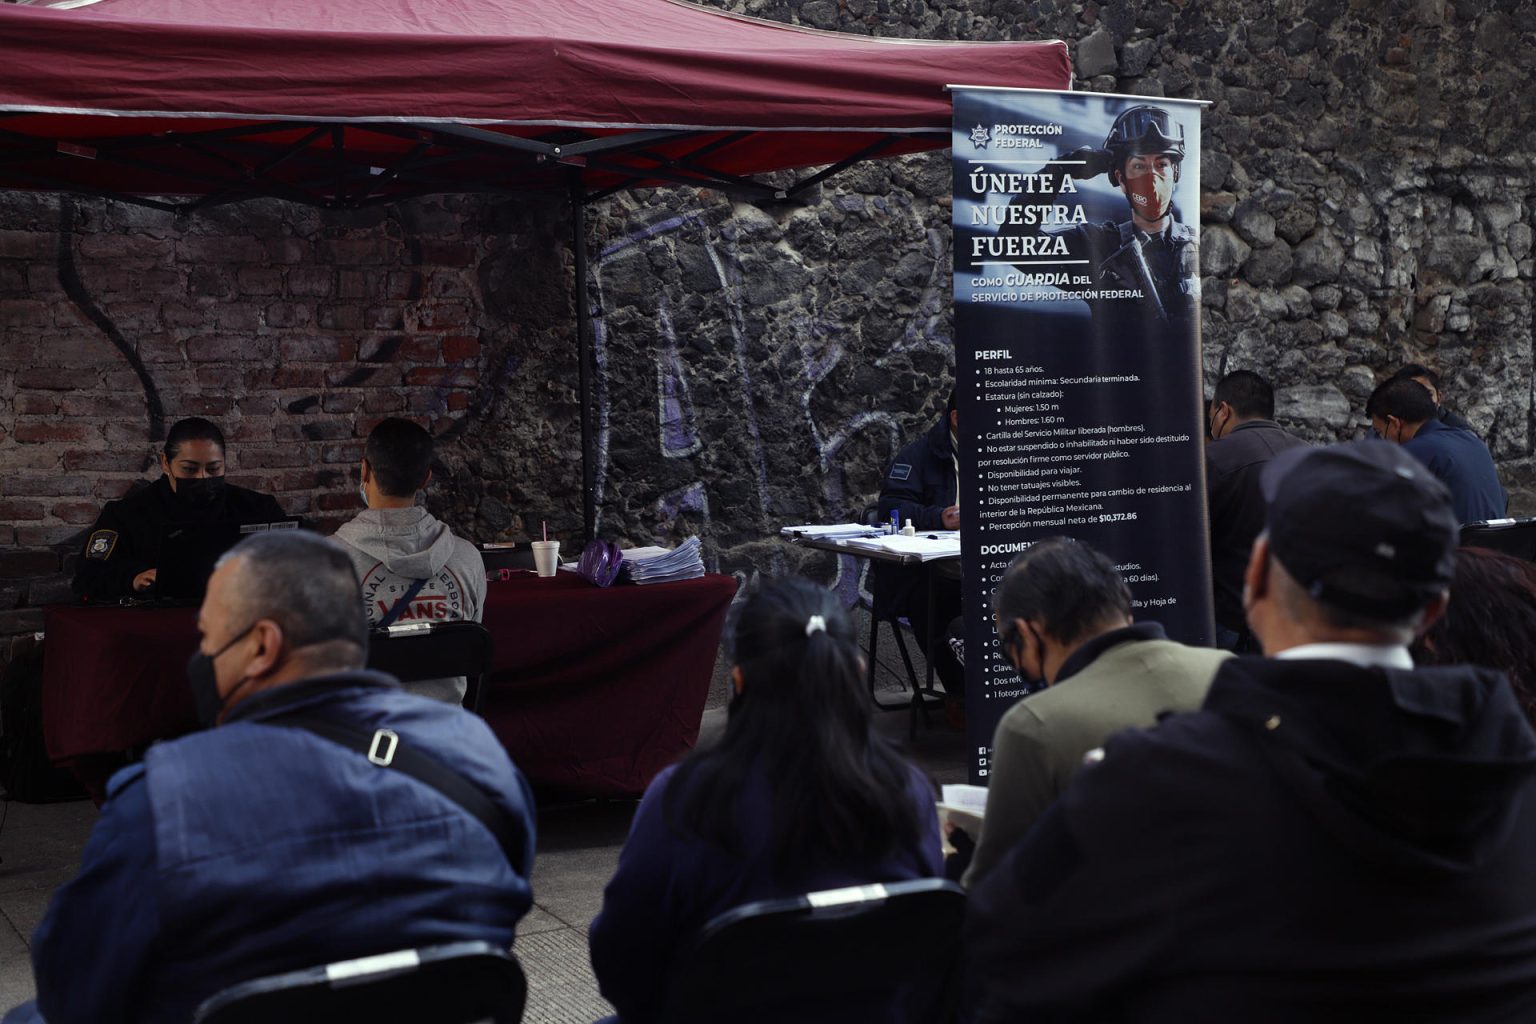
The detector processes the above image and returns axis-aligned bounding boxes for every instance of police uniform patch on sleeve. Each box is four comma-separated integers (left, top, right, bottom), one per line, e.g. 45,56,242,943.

85,529,118,560
888,463,913,482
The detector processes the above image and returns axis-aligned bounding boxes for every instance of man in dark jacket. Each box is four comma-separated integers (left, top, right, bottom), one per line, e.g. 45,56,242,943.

967,440,1536,1022
871,390,962,693
1204,370,1307,647
72,416,285,601
1389,362,1475,432
10,531,535,1024
1368,376,1506,523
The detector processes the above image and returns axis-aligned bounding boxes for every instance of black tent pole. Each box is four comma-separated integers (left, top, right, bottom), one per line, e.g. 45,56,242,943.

570,173,597,542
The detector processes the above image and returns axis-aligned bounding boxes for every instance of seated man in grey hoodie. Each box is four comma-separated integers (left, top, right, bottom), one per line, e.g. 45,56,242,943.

334,417,487,703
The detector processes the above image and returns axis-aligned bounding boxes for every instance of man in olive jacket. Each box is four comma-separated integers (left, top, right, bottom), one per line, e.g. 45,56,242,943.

963,538,1229,887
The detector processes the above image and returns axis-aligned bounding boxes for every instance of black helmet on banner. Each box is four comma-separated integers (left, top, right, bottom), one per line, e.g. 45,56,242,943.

1104,105,1184,184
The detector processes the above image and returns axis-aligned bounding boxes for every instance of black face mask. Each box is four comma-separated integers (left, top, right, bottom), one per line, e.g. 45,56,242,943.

186,622,255,728
174,475,227,508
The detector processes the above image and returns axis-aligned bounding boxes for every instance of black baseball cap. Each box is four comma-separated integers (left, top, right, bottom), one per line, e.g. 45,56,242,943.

1260,440,1457,618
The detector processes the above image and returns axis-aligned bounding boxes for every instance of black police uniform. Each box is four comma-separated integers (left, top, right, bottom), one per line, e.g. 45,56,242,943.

1060,218,1200,336
872,415,963,693
72,477,285,602
1003,197,1199,339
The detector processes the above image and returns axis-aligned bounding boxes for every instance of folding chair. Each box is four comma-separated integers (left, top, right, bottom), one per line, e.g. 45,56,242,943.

660,878,966,1024
366,620,495,714
861,504,946,738
1461,517,1536,562
192,941,526,1024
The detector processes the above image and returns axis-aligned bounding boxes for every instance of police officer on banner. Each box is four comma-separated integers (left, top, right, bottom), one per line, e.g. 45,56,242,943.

72,417,285,602
1006,104,1199,336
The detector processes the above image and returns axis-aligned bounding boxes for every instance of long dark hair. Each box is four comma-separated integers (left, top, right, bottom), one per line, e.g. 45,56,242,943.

666,577,928,874
1411,546,1536,726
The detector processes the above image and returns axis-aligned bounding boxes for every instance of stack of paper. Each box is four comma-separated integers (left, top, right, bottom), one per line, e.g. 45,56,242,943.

838,532,961,561
622,536,705,585
779,523,881,539
938,783,988,834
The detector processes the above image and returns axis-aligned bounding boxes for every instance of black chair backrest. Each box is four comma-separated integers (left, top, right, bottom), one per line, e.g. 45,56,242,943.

192,941,525,1024
660,878,966,1024
1461,518,1536,562
366,620,495,712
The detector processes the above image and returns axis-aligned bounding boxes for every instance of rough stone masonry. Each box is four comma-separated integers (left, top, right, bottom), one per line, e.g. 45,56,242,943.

0,0,1533,666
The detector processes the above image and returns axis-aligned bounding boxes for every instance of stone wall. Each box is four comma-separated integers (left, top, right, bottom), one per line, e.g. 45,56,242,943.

2,0,1534,665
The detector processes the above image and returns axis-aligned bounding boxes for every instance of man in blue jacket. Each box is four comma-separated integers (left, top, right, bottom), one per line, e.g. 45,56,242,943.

7,531,536,1024
1368,376,1506,523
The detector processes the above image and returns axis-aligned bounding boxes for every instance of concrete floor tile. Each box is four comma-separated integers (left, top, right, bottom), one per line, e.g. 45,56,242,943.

0,889,50,946
518,905,569,937
0,910,35,1013
530,845,622,930
517,926,612,1024
0,799,97,899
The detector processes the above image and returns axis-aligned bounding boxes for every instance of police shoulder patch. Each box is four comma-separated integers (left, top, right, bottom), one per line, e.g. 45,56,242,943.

888,463,913,482
85,529,118,560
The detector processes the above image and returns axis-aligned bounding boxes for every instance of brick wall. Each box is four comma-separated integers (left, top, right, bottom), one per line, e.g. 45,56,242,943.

0,191,572,655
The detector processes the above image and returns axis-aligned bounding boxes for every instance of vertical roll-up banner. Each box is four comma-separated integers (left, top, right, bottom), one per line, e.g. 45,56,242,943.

952,88,1213,784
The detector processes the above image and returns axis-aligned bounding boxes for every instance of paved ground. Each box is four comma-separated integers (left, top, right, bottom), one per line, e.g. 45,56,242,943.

0,630,963,1021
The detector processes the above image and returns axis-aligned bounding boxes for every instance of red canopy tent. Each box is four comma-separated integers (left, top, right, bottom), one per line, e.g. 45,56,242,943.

0,0,1071,531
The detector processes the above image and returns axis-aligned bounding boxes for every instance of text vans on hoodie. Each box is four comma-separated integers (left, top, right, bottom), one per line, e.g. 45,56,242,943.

333,507,487,704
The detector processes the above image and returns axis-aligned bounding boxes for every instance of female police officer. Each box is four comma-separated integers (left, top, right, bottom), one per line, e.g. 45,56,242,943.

71,417,285,601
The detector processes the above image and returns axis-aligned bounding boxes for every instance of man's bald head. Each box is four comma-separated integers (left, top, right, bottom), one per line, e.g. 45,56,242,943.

213,531,368,669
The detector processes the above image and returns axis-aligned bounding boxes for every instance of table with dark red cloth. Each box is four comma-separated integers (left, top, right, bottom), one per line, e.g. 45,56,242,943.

42,571,737,801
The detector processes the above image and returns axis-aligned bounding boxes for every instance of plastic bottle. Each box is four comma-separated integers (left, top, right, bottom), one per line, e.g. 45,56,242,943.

901,519,916,537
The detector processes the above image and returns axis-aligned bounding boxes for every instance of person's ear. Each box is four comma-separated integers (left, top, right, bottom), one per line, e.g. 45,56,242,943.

160,451,173,477
949,408,959,434
731,665,744,695
242,619,286,681
422,467,433,489
360,458,372,486
1007,617,1034,670
1243,534,1272,612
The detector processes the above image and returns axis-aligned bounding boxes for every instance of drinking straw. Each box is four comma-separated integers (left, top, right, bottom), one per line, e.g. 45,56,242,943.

542,521,548,543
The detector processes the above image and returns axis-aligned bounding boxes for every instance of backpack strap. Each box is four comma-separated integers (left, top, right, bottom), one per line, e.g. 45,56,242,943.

265,711,528,876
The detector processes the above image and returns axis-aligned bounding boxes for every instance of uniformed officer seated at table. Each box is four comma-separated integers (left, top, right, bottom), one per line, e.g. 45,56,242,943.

71,416,285,602
7,531,536,1024
871,389,964,698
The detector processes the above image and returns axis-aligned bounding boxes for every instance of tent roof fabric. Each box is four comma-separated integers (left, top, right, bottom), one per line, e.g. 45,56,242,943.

0,0,1071,202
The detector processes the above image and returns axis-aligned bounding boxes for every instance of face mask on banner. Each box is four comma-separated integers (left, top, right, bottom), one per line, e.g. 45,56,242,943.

1124,163,1175,222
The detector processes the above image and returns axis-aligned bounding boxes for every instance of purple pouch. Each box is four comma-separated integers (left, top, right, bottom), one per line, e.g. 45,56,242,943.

577,539,624,588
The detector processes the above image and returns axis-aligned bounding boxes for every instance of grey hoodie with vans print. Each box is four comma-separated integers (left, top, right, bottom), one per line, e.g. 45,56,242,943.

333,507,487,704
